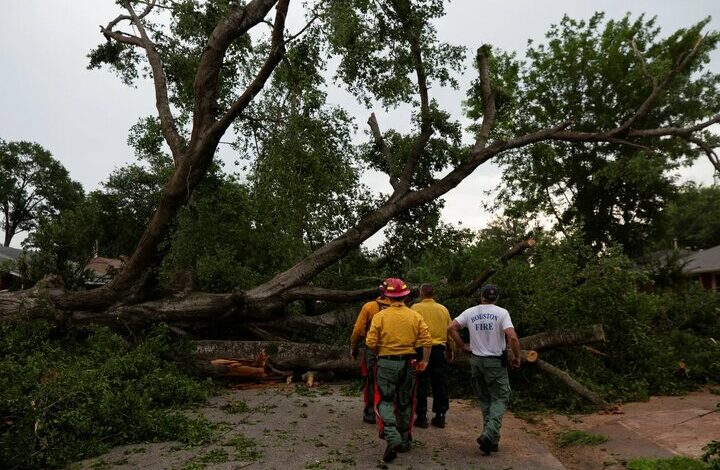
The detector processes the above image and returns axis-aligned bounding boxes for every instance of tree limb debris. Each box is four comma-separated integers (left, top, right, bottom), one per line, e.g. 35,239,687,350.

535,358,614,411
195,325,611,410
462,238,536,296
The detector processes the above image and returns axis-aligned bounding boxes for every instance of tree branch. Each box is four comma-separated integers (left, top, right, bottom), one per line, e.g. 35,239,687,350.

282,286,379,303
367,112,399,190
520,324,606,351
461,238,535,296
535,358,612,410
206,0,289,144
119,0,186,164
394,0,433,193
246,122,572,301
105,0,156,32
100,28,144,47
684,134,720,173
286,10,320,43
630,113,720,137
614,34,704,135
191,0,283,139
630,38,657,88
471,45,497,153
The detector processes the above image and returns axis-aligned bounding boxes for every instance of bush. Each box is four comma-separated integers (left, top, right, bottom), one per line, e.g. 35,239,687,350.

0,321,216,469
411,233,720,409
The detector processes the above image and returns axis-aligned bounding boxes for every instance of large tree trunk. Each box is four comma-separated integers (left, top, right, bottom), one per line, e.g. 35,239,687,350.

193,325,604,375
193,326,610,409
194,340,541,376
195,340,356,373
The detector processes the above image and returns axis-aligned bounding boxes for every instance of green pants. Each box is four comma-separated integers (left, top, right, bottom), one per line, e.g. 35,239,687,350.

470,356,511,445
375,358,416,447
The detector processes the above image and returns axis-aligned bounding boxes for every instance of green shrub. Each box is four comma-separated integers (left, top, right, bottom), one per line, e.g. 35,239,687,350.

703,440,720,470
0,321,216,469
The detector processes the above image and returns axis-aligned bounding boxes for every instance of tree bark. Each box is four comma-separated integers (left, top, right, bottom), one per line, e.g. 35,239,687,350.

194,340,541,376
194,325,606,376
258,307,358,336
195,340,356,373
520,324,606,352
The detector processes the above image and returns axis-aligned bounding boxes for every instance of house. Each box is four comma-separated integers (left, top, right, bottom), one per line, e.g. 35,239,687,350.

83,256,125,288
0,246,23,290
682,245,720,292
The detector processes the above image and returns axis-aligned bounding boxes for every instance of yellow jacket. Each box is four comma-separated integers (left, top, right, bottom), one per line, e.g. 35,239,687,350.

350,297,392,349
365,302,432,356
411,298,454,350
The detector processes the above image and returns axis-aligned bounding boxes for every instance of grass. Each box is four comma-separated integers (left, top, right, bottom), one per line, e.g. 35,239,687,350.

227,434,263,461
626,456,709,470
339,381,362,397
556,430,608,447
222,399,250,414
181,448,230,469
514,410,544,424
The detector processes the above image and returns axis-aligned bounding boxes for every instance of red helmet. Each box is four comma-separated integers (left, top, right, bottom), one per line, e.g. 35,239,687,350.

382,278,411,298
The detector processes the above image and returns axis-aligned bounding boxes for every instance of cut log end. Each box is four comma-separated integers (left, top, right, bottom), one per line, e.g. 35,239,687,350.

525,350,538,363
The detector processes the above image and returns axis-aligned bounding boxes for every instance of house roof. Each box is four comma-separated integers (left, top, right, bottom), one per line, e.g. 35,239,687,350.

636,249,695,269
0,246,23,263
84,257,124,285
0,246,23,277
682,245,720,275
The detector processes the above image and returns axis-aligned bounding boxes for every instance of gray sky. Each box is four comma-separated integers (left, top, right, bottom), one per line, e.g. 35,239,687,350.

2,0,719,249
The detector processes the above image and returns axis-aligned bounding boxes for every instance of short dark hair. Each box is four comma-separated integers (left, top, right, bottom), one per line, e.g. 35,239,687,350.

419,283,434,298
481,284,499,302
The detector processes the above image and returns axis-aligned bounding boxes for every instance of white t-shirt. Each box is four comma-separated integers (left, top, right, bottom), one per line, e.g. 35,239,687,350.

454,304,514,356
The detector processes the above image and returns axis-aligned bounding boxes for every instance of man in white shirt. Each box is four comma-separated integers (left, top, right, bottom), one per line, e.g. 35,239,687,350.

447,284,521,455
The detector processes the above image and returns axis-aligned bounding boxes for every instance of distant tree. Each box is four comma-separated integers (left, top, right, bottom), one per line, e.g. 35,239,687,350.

480,14,720,256
662,183,720,250
0,140,83,247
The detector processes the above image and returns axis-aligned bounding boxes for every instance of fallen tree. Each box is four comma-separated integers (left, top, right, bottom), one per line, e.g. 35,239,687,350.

1,1,717,415
194,325,611,409
195,341,542,375
2,1,719,332
195,324,604,374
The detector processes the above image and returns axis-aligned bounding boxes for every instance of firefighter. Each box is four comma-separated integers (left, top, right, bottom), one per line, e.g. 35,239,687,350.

350,282,392,424
366,278,432,463
448,284,521,455
411,283,454,428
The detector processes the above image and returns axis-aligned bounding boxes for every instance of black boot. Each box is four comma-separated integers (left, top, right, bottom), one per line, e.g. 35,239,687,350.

383,444,399,462
477,435,492,455
415,415,429,428
363,411,376,424
430,414,446,428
